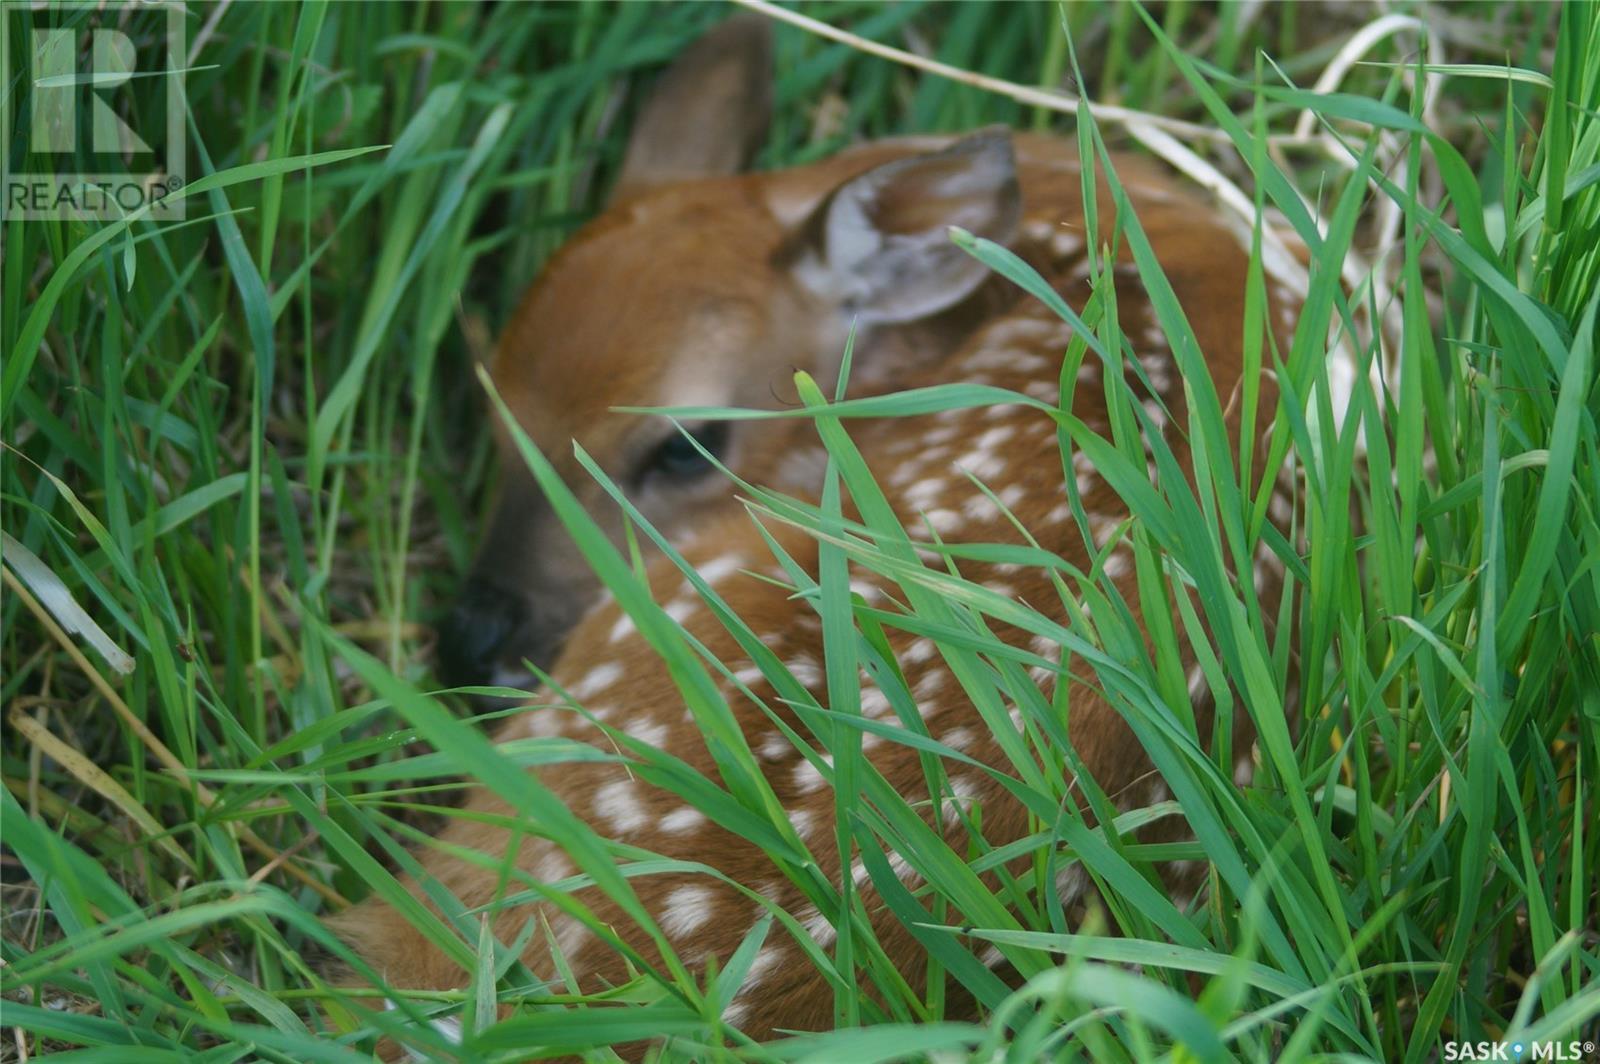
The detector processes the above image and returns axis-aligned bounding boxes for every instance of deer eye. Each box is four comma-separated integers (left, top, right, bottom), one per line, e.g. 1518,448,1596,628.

644,422,730,480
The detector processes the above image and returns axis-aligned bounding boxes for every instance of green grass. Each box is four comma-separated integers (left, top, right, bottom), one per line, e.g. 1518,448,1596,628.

3,1,1597,1060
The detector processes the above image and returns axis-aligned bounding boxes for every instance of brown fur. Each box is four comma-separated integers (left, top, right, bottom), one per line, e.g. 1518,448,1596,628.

334,21,1300,1060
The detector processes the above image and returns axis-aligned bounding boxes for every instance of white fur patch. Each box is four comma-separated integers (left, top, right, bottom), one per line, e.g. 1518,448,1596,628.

660,883,718,938
793,758,829,794
797,904,837,948
595,779,647,833
626,718,669,746
943,726,975,751
660,806,706,833
570,661,622,700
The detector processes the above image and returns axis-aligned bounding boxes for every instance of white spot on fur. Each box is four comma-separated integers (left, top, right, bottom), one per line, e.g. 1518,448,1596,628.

595,779,647,833
889,460,928,489
660,806,706,833
955,449,1006,481
906,477,948,509
943,774,982,826
1269,491,1294,526
424,1015,463,1047
1235,747,1256,786
1023,219,1055,243
697,554,745,585
747,944,783,983
797,904,837,947
1089,514,1120,547
786,656,822,687
849,579,882,602
888,851,920,884
554,914,589,961
982,314,1073,349
793,758,829,794
914,668,947,701
515,708,563,738
1056,862,1088,906
626,718,669,746
790,808,816,839
1172,858,1204,885
535,850,572,883
1051,231,1085,260
571,661,622,700
963,494,1001,521
661,884,717,938
966,347,1048,372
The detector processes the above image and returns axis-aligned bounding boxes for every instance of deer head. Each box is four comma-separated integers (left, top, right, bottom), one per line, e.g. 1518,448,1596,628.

437,17,1021,686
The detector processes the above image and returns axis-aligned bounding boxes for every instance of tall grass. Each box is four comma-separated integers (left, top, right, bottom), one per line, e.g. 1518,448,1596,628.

2,2,1596,1061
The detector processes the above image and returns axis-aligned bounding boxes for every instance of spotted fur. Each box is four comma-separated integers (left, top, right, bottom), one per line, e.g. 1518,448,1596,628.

333,17,1302,1058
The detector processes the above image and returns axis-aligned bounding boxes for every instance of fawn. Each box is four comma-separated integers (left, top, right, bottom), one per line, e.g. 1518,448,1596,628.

336,14,1298,1055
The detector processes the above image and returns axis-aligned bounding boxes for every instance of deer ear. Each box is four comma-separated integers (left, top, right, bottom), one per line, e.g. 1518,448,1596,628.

800,129,1021,325
611,15,774,202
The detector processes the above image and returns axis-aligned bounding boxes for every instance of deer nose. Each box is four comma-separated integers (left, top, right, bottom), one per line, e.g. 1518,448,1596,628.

436,578,527,688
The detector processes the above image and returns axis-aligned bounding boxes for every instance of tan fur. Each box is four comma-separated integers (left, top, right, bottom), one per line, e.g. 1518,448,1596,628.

337,22,1300,1059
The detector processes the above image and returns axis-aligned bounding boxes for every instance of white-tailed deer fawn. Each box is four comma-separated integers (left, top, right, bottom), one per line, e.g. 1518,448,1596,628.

339,14,1296,1055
